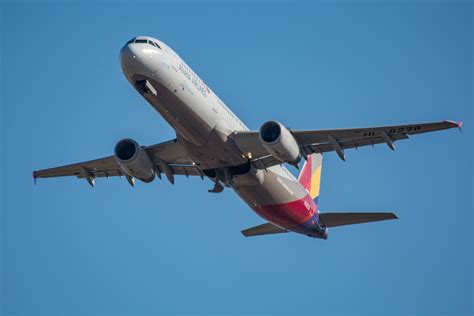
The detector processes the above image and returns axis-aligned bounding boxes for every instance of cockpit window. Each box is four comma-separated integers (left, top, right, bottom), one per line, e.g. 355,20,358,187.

147,40,161,49
129,38,161,49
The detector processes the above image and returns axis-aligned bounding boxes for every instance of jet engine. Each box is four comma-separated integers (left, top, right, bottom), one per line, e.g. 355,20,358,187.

114,138,156,183
259,120,301,165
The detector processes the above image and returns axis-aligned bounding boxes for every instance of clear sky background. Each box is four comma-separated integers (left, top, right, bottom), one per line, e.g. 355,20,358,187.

1,1,472,315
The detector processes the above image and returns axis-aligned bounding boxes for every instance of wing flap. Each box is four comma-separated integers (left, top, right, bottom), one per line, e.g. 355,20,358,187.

241,222,288,237
73,164,204,179
33,155,119,179
301,133,409,155
250,134,410,170
318,212,398,228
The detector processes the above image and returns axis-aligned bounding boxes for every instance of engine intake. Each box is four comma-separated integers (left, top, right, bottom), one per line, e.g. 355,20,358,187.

259,121,301,165
114,138,156,183
260,121,281,143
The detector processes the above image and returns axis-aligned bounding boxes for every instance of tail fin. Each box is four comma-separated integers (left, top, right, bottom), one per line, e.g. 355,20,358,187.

298,153,323,201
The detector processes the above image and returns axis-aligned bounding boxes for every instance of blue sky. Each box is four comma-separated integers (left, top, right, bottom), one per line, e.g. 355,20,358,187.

1,1,472,315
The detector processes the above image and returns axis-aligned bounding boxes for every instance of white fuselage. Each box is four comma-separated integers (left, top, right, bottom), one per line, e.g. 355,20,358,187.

120,36,318,235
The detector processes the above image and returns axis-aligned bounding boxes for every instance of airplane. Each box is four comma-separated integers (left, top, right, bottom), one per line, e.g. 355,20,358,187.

33,35,462,239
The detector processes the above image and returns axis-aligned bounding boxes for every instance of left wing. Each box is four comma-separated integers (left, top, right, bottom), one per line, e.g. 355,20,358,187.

33,139,204,186
232,120,461,169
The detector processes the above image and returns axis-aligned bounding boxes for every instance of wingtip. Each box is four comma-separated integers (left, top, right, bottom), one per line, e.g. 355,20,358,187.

453,121,463,134
444,120,463,128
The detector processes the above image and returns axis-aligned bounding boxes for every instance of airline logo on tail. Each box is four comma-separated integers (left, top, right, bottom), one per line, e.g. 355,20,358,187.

298,153,323,202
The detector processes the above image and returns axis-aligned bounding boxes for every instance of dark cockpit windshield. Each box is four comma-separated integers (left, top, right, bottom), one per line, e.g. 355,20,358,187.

126,38,161,49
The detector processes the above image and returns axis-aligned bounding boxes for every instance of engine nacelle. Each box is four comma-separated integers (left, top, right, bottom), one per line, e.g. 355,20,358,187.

259,120,301,165
114,138,155,183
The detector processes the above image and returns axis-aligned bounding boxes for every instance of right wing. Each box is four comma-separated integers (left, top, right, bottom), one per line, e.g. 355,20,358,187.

33,139,205,186
318,212,398,228
232,120,461,169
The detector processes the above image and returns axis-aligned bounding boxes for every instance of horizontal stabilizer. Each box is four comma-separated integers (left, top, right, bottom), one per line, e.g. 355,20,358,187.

319,212,398,228
241,222,288,237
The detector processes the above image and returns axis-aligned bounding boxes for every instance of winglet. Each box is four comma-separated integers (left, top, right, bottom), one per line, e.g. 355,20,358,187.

32,171,37,185
444,120,463,133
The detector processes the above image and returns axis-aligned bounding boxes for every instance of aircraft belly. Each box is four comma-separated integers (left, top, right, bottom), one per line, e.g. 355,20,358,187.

177,123,248,169
233,165,318,230
236,166,306,203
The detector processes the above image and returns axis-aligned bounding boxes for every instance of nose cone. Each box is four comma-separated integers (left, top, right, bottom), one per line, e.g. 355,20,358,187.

120,44,142,76
120,41,160,78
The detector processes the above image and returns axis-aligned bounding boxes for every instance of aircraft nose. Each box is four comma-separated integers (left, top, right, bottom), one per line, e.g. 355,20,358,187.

120,40,160,77
120,44,142,75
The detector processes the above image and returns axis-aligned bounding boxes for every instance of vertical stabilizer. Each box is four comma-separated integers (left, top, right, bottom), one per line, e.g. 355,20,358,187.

298,153,323,201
